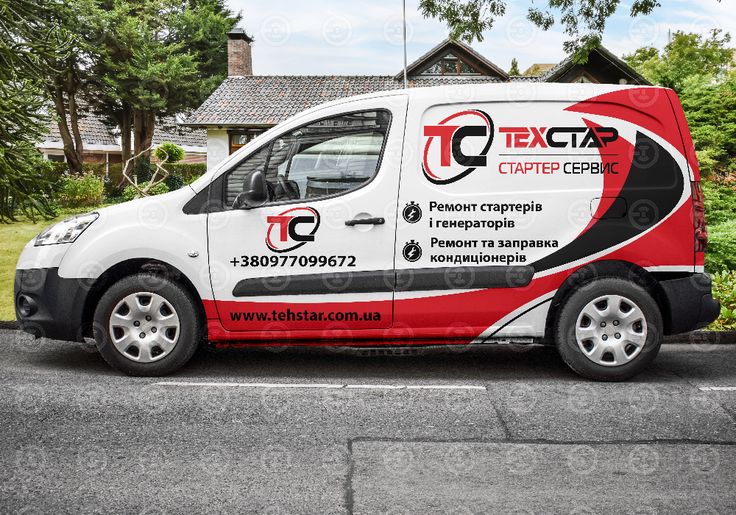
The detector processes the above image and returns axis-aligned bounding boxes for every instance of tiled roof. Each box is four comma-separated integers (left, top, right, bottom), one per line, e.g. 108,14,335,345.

509,75,542,82
153,117,207,147
184,75,501,127
42,113,206,149
183,42,648,128
44,114,118,146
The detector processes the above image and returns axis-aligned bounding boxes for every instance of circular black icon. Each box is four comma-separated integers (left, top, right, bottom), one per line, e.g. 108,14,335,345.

402,202,422,224
402,240,422,262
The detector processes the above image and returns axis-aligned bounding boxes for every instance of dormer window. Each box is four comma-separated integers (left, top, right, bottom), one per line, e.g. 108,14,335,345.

420,53,480,76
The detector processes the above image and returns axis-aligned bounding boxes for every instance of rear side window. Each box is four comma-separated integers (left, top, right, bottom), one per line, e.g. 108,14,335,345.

225,110,391,207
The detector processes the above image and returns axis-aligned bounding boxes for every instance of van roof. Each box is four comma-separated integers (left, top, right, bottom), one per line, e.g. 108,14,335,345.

290,82,665,121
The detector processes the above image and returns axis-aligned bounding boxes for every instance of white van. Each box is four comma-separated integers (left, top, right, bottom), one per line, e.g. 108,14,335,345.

15,83,719,380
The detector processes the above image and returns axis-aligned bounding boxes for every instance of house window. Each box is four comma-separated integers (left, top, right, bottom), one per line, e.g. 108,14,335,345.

421,53,479,76
46,154,66,162
229,129,265,154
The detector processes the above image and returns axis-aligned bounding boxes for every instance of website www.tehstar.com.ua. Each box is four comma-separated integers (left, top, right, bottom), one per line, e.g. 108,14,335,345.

229,308,382,323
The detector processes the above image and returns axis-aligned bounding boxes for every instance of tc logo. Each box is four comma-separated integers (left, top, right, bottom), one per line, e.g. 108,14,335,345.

266,207,321,253
422,109,494,184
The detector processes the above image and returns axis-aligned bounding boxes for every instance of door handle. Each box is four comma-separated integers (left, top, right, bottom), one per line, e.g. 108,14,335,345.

345,217,385,226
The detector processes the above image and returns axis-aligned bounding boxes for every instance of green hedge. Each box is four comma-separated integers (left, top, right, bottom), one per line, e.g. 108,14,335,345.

702,181,736,226
706,220,736,273
166,163,207,180
711,271,736,330
702,181,736,273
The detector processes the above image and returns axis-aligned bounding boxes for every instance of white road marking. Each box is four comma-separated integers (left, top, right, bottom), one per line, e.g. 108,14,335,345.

699,386,736,392
153,381,486,391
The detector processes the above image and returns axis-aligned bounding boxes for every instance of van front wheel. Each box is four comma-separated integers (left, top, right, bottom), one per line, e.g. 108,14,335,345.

554,277,663,381
93,273,203,376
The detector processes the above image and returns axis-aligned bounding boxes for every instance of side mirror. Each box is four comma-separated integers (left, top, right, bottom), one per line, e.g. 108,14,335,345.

233,169,269,209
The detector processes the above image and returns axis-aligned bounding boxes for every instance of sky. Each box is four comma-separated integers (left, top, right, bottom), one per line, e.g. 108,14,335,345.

224,0,735,76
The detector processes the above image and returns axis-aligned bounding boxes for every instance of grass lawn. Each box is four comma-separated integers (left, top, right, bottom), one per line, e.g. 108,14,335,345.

0,213,76,321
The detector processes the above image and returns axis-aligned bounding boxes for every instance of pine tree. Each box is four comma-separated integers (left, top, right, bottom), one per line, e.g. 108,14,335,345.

509,58,520,76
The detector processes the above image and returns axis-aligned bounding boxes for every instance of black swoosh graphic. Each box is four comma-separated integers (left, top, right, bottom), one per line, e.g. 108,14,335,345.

232,265,534,297
532,132,685,273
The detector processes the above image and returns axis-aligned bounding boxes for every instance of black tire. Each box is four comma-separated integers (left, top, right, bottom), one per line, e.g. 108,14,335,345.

554,277,663,381
93,273,203,376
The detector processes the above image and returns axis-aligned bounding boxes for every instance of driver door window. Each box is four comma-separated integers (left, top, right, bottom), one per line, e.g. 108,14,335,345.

225,110,390,207
225,146,269,207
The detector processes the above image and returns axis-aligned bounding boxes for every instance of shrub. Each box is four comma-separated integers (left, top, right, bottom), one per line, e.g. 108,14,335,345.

56,173,105,208
155,141,185,163
104,163,126,197
121,181,170,202
705,219,736,273
162,163,206,191
164,172,185,191
710,271,736,330
133,159,152,183
702,181,736,226
696,149,720,179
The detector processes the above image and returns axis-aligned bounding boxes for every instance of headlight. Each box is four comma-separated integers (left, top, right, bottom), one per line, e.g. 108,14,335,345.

35,213,99,246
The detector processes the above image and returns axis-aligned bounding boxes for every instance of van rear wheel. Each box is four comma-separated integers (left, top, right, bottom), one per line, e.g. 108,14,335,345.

554,277,663,381
93,273,203,376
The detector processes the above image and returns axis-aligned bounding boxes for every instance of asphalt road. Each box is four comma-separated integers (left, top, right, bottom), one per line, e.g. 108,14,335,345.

1,329,735,514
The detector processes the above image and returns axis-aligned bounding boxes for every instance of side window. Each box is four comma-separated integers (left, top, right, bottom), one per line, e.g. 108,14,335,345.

224,110,391,208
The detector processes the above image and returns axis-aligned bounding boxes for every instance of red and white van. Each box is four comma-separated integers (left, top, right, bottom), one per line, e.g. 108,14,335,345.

15,84,719,380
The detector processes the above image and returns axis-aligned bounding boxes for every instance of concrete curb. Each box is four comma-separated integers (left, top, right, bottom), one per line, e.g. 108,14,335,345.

0,321,734,344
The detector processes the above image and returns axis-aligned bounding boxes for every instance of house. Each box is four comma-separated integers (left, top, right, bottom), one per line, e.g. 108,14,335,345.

38,114,208,173
184,29,650,170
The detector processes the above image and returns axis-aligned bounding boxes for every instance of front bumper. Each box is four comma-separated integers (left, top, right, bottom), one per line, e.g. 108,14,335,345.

660,273,721,334
14,268,89,342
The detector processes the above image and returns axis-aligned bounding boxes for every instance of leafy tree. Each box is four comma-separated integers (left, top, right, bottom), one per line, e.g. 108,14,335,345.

91,0,239,168
623,30,735,178
0,0,70,221
31,0,238,178
419,0,723,60
679,71,736,178
623,30,732,91
508,58,520,75
40,0,98,174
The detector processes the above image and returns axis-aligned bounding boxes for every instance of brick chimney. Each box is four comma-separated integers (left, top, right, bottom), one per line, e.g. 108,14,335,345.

227,28,253,76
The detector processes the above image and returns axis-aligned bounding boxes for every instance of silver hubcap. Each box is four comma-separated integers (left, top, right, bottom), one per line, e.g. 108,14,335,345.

575,294,647,367
108,292,180,363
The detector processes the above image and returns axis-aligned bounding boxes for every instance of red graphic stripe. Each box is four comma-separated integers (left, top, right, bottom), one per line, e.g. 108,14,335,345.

565,88,685,161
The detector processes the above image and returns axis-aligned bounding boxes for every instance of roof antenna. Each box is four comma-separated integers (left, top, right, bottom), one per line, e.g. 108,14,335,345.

402,0,408,88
